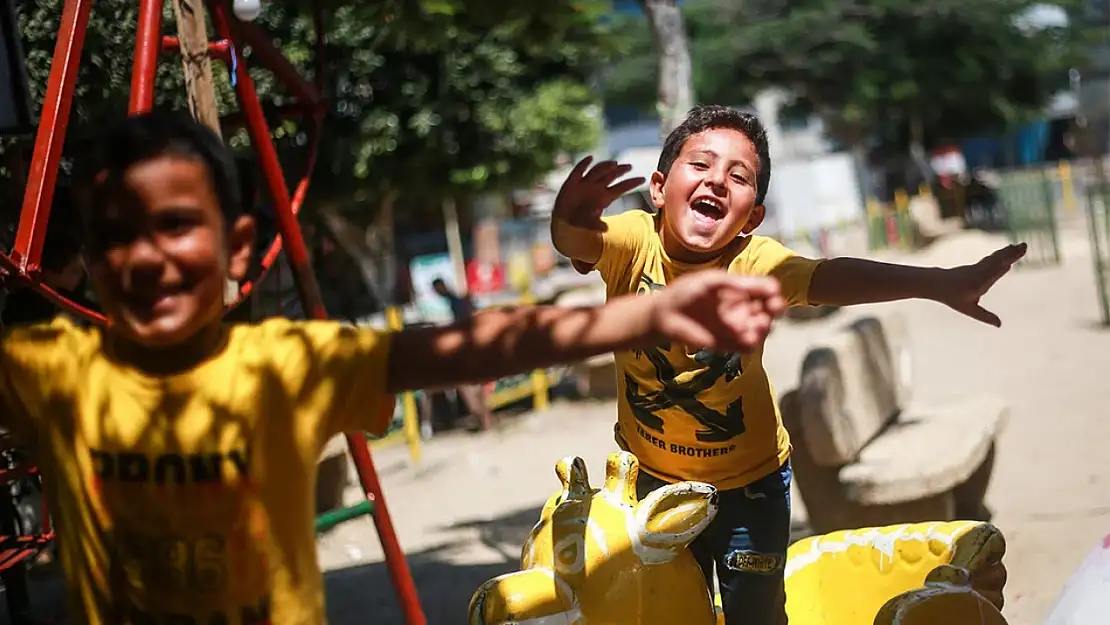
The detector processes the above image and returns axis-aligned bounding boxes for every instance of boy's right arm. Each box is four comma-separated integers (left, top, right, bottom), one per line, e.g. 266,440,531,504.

387,270,785,393
550,157,645,269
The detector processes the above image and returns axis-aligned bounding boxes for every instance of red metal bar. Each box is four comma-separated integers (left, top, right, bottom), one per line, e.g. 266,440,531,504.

161,36,233,64
211,6,326,320
0,466,38,483
212,5,425,623
346,431,426,623
13,0,94,272
0,252,107,324
129,0,163,114
229,19,324,114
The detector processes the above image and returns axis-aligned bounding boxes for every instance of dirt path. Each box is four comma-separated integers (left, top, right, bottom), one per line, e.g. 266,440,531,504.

320,225,1110,625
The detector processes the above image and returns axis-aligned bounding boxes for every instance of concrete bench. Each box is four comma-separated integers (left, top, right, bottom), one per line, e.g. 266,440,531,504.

784,310,1007,534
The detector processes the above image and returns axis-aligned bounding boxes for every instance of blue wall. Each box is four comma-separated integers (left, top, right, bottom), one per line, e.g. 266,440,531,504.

962,121,1052,169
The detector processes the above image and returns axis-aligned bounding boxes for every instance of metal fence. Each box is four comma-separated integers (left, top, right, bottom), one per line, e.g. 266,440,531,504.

995,170,1061,268
1086,182,1110,326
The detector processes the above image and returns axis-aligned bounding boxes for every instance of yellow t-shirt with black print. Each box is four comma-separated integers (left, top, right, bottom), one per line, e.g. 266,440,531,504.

0,316,394,624
585,209,822,490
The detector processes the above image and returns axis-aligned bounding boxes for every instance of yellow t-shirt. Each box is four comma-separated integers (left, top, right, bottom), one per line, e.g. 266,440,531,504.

586,209,822,490
0,316,394,624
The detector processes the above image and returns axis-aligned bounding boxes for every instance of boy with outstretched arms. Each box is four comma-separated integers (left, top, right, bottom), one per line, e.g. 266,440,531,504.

0,112,787,624
551,104,1025,625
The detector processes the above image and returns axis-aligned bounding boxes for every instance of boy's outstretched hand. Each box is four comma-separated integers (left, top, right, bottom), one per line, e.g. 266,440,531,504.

649,272,786,352
937,242,1027,327
553,156,645,229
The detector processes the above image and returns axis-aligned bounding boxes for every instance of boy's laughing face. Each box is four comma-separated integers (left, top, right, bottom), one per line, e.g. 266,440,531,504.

650,128,765,263
84,154,254,349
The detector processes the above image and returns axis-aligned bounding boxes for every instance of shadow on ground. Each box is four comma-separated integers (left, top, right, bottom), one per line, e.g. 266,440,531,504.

326,505,542,624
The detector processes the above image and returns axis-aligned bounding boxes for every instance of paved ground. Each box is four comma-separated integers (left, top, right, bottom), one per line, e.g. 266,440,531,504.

4,221,1108,624
318,222,1110,625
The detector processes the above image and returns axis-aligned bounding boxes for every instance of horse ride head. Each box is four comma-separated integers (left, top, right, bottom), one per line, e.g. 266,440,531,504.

468,451,719,625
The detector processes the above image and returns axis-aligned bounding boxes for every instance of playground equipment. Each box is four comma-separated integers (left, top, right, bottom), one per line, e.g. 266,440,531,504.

0,0,423,622
469,451,719,625
470,451,1009,625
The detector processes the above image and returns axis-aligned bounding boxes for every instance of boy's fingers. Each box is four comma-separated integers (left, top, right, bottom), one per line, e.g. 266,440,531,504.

569,156,593,179
664,315,716,349
988,242,1027,265
721,274,783,301
605,177,647,199
584,160,621,182
964,304,1001,328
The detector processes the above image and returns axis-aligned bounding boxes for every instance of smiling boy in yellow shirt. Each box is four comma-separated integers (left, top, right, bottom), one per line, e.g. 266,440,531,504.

551,104,1025,625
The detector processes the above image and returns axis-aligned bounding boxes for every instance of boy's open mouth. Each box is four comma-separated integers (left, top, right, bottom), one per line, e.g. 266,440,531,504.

691,197,725,223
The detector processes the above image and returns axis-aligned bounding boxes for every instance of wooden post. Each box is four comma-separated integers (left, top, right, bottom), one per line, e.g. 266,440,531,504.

442,199,468,296
171,0,222,137
171,0,233,299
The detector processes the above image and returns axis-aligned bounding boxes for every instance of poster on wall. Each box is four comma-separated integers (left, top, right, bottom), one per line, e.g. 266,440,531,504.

409,253,457,320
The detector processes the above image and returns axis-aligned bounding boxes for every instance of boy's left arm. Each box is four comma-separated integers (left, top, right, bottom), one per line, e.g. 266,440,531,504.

806,243,1027,326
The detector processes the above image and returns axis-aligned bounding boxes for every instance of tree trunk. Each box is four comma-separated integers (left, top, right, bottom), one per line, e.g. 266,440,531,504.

907,105,933,188
365,192,399,305
638,0,694,138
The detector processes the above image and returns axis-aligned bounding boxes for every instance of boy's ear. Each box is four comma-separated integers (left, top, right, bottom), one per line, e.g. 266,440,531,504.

648,171,667,211
742,204,765,234
226,214,256,282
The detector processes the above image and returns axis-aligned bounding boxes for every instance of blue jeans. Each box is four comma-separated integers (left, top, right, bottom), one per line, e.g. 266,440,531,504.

636,462,792,625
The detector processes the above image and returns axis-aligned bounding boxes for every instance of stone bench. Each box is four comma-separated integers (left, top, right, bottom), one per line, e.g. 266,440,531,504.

783,310,1007,534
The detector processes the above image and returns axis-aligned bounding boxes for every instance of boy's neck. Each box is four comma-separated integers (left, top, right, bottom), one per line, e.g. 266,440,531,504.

108,322,228,376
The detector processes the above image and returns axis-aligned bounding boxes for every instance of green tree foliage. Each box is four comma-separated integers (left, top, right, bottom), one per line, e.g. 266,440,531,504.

293,0,610,214
6,0,610,224
604,0,1089,152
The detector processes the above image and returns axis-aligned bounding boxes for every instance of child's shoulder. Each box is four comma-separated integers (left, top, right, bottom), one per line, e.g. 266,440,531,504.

735,234,794,260
230,317,378,354
606,208,657,233
3,314,99,348
742,234,787,252
231,317,353,342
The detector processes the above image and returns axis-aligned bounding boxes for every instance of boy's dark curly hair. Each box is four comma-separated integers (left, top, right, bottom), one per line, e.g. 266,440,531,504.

656,105,772,206
74,111,243,225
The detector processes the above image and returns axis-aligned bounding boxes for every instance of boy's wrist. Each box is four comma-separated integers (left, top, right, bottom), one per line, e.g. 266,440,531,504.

919,266,952,302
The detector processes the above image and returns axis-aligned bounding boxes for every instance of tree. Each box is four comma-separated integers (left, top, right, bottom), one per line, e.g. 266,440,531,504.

254,0,609,224
635,0,694,137
604,0,1088,159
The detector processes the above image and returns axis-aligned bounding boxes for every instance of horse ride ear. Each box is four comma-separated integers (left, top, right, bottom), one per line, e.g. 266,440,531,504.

601,451,640,508
635,482,718,557
555,456,592,500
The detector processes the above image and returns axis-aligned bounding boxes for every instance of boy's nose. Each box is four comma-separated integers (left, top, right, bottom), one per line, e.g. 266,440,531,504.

703,169,728,192
124,237,167,279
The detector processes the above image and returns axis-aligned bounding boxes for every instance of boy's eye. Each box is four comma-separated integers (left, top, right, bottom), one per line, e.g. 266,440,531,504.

690,161,709,169
93,220,137,249
156,212,200,235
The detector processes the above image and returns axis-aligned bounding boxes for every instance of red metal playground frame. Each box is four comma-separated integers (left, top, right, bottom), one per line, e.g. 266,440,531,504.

1,0,425,622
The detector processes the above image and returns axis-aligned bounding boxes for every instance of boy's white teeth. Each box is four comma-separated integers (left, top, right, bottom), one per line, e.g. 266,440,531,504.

693,200,722,216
